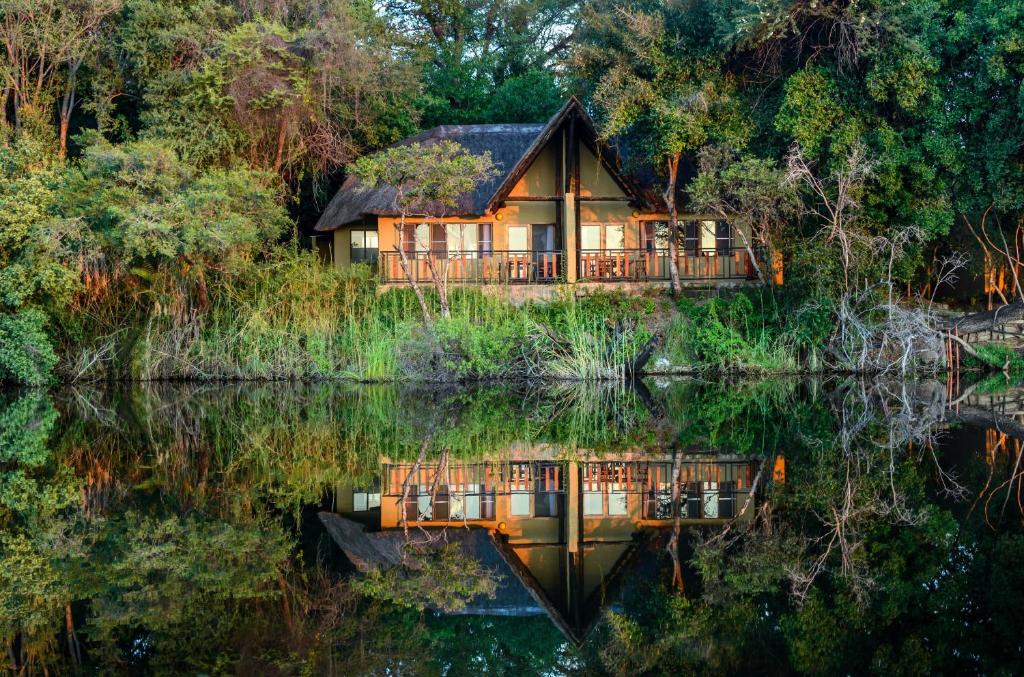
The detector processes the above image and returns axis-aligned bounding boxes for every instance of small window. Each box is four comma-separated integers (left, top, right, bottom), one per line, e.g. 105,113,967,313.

511,492,531,516
583,492,604,516
581,224,601,250
353,491,381,512
684,221,699,254
430,224,447,256
715,221,731,254
350,230,378,266
605,224,625,251
508,225,528,251
700,220,717,253
478,223,493,256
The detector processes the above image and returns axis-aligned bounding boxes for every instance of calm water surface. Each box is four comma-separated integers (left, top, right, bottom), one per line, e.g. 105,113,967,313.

2,378,1022,675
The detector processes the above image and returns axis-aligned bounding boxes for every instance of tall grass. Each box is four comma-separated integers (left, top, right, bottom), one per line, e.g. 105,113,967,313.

75,250,814,382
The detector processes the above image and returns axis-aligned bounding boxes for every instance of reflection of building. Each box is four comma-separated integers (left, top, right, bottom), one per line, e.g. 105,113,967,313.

333,453,771,645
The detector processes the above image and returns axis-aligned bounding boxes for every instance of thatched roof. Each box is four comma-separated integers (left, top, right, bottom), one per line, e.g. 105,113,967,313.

314,123,546,232
313,98,657,232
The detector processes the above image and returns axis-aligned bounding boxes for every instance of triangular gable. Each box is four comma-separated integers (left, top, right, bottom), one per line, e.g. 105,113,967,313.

485,97,647,212
491,534,642,647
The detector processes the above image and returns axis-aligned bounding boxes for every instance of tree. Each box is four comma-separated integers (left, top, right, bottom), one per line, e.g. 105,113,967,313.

383,0,575,126
690,145,801,285
59,136,290,319
575,0,749,295
107,0,420,181
352,140,495,321
0,0,121,152
0,133,85,384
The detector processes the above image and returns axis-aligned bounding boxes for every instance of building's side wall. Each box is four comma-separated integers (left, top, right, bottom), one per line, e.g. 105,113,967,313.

332,228,351,268
509,141,559,197
578,144,627,198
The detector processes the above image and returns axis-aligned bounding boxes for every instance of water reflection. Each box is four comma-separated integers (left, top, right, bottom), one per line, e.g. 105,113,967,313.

0,378,1022,674
331,453,768,644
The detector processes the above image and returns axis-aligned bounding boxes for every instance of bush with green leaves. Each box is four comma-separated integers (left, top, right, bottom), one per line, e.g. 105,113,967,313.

0,310,59,387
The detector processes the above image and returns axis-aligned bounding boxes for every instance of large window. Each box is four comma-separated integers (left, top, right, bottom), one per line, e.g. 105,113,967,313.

508,225,528,252
683,220,731,254
581,223,626,251
350,230,378,266
641,222,668,252
402,223,493,256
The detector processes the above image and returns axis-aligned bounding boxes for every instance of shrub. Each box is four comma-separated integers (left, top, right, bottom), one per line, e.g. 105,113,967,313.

0,309,58,386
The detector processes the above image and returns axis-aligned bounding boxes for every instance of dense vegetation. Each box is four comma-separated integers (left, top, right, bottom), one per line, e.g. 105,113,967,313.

0,0,1022,384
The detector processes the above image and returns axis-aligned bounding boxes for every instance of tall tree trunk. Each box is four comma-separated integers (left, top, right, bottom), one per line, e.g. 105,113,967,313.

394,217,433,323
58,58,81,159
65,603,81,671
664,154,682,296
423,254,451,319
667,450,685,593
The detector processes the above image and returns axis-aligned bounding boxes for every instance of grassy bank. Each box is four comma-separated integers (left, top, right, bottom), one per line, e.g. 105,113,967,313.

52,251,1017,384
57,251,820,383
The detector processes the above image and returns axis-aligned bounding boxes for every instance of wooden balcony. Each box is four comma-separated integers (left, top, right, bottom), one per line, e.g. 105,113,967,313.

380,250,564,284
578,247,762,282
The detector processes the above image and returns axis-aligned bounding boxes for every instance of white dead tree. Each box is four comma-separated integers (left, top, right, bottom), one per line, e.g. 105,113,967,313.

786,143,876,292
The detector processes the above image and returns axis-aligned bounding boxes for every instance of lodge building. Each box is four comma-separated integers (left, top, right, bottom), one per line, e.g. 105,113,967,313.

313,98,771,292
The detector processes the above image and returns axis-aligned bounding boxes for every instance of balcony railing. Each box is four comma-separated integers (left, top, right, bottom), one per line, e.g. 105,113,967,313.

578,247,762,282
380,250,563,284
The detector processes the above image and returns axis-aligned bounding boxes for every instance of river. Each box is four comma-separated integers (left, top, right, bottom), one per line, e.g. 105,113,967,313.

2,377,1022,674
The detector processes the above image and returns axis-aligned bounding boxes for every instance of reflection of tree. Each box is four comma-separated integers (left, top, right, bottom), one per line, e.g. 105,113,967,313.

355,542,498,613
592,378,1024,674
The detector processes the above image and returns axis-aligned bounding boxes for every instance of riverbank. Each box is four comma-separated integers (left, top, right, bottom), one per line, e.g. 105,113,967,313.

45,253,806,383
40,253,1020,385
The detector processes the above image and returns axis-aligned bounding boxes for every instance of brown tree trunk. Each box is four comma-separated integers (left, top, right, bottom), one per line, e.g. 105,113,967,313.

58,58,81,159
65,603,81,670
667,451,685,593
664,154,682,296
423,254,451,319
394,217,433,323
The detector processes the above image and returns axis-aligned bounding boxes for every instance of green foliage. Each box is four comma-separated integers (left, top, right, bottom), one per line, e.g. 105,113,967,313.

0,309,59,386
63,136,289,270
354,543,499,613
671,291,798,372
352,140,497,218
969,343,1024,373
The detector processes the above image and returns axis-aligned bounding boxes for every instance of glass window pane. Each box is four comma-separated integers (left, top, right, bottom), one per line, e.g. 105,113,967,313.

508,225,528,251
415,223,430,251
581,225,601,250
609,490,628,516
700,220,717,252
417,494,433,520
365,230,378,248
353,492,367,512
350,230,364,248
478,223,493,254
449,494,466,519
702,481,719,518
606,224,625,250
447,223,477,253
584,492,604,515
368,493,380,509
511,492,530,516
466,495,481,519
